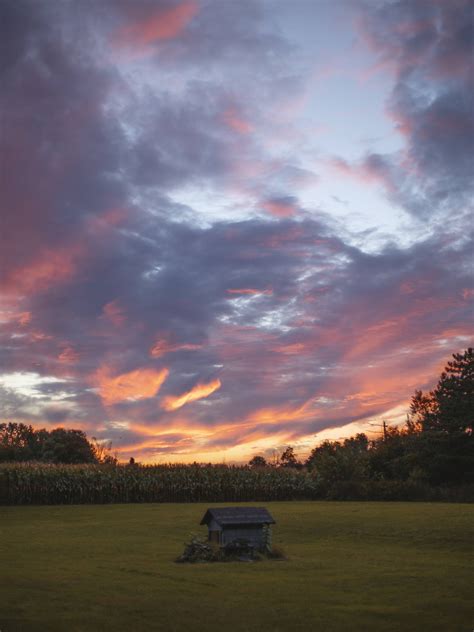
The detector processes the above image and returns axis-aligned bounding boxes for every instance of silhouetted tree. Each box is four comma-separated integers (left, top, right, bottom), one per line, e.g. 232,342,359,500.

279,446,300,468
41,429,97,464
394,348,474,484
0,422,37,461
91,437,117,465
248,455,267,468
306,435,369,484
343,433,369,452
0,423,98,463
410,348,473,434
368,422,474,486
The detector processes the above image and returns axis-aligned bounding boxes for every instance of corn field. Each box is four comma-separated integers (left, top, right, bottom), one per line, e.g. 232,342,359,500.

0,462,320,505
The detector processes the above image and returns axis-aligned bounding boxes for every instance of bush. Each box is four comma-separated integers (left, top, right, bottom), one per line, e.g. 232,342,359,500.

175,536,221,563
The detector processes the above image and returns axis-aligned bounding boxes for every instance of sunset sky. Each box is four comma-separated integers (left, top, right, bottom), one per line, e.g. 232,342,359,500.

1,0,472,463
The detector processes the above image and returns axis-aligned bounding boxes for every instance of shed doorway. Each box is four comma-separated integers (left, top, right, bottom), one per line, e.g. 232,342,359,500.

209,530,221,544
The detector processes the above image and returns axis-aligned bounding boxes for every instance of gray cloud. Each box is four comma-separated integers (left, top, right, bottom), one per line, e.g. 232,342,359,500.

357,0,474,221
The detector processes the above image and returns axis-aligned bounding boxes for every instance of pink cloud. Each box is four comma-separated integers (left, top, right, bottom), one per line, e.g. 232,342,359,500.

222,107,253,135
102,300,126,327
86,208,129,233
58,346,80,364
273,342,306,355
113,1,198,49
328,156,396,194
262,199,298,218
17,312,32,326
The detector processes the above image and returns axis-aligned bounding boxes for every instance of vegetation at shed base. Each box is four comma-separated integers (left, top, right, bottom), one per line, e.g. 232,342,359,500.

176,533,284,563
176,535,220,563
1,502,472,632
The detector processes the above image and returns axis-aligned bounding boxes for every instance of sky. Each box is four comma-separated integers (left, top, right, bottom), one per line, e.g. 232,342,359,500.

1,0,473,464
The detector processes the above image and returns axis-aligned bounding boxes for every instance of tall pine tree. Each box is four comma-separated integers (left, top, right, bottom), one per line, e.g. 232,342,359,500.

410,348,473,434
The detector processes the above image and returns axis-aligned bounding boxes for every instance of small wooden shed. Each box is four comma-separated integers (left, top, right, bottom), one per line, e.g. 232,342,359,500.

200,507,275,550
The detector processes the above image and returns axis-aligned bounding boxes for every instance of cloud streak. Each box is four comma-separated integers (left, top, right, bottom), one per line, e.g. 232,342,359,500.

162,379,222,411
113,1,199,49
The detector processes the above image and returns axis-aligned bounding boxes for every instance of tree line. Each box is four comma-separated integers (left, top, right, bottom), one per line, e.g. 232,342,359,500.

0,424,117,465
1,348,473,498
248,348,473,491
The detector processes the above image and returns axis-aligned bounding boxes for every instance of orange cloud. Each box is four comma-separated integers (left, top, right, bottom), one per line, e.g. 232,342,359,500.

150,338,202,358
246,399,314,426
162,378,221,411
94,366,169,405
114,1,198,48
114,433,196,457
1,245,82,296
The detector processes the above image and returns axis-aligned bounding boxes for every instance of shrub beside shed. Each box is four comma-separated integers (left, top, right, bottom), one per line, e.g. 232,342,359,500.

200,507,275,551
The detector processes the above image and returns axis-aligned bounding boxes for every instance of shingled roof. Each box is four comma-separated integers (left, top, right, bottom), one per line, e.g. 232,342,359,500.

200,507,275,526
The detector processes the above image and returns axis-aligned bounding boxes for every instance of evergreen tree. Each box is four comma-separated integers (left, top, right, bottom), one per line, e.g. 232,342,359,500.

410,348,473,434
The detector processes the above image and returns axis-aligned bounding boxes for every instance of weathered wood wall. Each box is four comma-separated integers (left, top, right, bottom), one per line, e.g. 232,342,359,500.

221,526,265,547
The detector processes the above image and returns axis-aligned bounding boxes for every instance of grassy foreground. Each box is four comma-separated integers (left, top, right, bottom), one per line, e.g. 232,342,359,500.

0,502,472,632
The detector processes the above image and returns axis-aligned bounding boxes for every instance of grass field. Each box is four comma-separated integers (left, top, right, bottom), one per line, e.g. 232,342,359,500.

1,502,473,632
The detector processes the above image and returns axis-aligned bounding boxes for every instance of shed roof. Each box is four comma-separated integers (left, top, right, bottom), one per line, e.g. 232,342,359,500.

200,507,275,526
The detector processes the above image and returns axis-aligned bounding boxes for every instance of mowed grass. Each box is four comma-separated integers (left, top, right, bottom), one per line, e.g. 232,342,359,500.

0,502,473,632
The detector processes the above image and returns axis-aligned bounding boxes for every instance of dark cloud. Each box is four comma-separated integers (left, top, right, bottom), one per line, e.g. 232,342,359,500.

0,0,295,274
357,0,474,221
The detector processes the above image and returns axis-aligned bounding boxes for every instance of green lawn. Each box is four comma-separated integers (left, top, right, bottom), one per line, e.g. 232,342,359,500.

0,502,472,632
